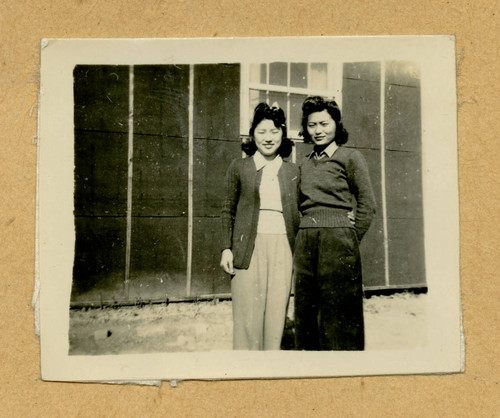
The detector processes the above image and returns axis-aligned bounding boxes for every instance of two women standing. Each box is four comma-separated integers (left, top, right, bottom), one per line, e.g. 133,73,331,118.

221,97,376,351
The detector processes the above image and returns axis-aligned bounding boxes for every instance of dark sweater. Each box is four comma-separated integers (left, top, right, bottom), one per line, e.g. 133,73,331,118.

299,146,376,241
221,157,300,269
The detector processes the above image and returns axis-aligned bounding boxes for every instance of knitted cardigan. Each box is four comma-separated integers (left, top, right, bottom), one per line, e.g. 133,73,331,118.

220,157,300,269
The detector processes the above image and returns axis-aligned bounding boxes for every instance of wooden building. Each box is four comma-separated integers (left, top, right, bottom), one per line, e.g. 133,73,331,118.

71,61,425,306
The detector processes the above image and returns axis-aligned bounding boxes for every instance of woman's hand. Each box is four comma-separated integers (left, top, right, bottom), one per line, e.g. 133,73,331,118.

220,249,235,275
347,210,356,226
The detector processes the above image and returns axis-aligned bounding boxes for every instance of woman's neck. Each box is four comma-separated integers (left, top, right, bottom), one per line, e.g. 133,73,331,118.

257,151,278,161
313,142,336,154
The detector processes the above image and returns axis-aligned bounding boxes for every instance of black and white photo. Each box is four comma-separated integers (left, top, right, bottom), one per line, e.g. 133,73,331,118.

37,36,461,381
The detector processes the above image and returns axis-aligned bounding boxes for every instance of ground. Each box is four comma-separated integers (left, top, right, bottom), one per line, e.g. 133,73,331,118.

68,292,426,355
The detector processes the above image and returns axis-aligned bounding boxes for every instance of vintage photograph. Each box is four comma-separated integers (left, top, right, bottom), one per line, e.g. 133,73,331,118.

38,37,461,381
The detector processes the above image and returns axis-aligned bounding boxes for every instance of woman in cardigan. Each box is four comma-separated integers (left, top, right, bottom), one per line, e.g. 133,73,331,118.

294,96,376,351
220,103,300,350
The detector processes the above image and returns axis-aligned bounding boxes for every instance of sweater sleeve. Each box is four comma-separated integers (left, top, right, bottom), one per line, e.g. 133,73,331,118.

346,150,376,241
220,159,240,251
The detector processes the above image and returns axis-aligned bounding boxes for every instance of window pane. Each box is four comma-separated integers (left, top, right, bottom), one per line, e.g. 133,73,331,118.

249,64,260,83
250,64,267,84
260,64,267,84
290,63,307,88
268,91,287,111
290,94,307,133
310,63,327,90
249,89,267,122
269,62,288,86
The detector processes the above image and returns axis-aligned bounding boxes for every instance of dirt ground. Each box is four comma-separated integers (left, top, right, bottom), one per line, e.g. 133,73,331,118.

68,292,426,355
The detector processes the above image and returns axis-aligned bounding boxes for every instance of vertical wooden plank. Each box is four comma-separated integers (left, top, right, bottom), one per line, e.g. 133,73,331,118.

386,219,426,286
380,61,390,287
384,85,422,152
341,63,381,150
132,135,188,217
74,131,128,217
191,140,240,296
129,217,188,298
130,66,189,300
191,64,241,296
191,218,229,295
71,217,128,303
384,61,426,288
133,65,189,137
193,139,242,217
193,64,240,140
342,62,385,287
357,149,385,287
186,64,194,297
72,65,130,303
240,63,249,136
124,65,134,299
73,65,130,133
385,151,424,219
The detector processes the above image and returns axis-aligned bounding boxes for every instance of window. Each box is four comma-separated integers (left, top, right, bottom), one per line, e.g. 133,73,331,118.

240,62,343,140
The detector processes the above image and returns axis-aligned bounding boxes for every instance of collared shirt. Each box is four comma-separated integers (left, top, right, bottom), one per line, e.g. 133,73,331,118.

253,151,286,234
309,141,339,160
253,150,283,172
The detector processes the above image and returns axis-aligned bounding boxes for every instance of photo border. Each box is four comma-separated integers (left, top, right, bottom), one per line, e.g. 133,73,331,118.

38,36,462,381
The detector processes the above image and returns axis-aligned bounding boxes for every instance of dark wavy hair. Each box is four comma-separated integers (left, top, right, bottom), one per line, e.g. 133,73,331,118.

299,96,349,145
242,102,294,158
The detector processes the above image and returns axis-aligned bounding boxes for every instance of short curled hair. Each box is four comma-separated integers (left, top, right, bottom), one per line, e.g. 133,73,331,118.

300,96,349,145
242,102,294,158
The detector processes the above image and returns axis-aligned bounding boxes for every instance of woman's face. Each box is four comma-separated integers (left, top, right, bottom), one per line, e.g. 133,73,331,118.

306,110,337,146
253,119,283,159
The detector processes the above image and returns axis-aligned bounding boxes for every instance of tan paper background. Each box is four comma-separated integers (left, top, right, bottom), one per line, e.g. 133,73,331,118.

0,0,498,415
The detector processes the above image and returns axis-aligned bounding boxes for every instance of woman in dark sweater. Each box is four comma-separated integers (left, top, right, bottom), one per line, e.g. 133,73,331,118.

294,96,376,351
220,103,300,350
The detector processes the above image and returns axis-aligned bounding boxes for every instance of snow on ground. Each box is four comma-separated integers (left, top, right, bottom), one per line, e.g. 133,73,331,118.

69,293,426,355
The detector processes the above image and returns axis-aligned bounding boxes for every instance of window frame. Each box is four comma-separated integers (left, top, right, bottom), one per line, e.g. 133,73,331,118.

240,62,343,142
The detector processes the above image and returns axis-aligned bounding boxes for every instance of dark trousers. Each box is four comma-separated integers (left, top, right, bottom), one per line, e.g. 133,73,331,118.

294,227,365,350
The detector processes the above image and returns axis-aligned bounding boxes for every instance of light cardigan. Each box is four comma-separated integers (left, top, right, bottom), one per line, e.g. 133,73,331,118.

221,155,300,269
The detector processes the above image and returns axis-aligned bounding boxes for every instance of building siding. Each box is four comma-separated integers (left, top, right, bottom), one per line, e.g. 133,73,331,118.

71,62,425,305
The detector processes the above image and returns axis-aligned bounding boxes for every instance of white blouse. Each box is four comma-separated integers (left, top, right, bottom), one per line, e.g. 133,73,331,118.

253,152,287,234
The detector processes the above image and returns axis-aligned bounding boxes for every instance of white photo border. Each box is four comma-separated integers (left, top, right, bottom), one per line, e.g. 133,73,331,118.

38,36,462,381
